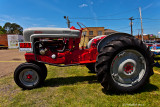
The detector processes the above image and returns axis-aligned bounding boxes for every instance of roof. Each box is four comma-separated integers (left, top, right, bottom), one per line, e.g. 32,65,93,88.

104,29,118,33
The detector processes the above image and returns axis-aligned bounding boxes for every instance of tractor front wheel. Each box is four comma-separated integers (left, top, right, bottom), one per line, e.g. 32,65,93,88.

14,63,43,89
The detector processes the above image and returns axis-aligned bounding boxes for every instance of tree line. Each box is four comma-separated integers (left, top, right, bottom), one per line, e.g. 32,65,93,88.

0,22,23,35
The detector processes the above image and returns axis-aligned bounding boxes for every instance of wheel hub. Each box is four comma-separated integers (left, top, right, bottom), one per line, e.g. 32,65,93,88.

19,69,39,87
26,74,32,79
110,49,146,87
124,64,133,74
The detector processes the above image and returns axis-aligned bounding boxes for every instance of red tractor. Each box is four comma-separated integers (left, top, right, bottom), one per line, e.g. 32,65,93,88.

14,24,154,93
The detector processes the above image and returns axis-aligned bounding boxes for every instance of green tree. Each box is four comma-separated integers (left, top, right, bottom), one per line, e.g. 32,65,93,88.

3,22,11,33
3,22,23,35
0,26,7,34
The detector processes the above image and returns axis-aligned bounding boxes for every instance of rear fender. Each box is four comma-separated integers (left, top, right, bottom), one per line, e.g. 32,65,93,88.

97,33,132,52
87,35,106,48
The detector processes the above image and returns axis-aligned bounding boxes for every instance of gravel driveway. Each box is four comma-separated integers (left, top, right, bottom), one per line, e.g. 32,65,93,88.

0,49,25,77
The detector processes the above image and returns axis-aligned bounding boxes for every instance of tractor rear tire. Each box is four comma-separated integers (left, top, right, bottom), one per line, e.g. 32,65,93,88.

14,63,43,89
96,36,154,93
86,63,96,73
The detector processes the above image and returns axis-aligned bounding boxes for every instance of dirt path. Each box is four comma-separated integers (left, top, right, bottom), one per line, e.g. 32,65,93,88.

0,49,25,77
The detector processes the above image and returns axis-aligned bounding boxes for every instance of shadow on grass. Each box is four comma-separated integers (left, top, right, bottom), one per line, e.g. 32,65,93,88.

42,74,158,95
102,83,159,95
43,75,97,87
88,71,97,74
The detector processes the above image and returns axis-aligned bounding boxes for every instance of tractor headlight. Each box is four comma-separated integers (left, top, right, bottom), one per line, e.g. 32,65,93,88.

51,54,56,59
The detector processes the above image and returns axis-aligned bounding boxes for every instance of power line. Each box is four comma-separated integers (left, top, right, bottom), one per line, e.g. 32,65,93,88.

70,18,129,20
143,20,160,23
68,7,160,35
142,18,160,20
70,17,160,21
135,18,160,20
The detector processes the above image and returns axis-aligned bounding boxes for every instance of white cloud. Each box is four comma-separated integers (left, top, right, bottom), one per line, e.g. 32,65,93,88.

0,18,8,22
0,14,59,29
47,25,56,27
87,0,97,26
32,24,39,26
0,15,45,29
79,4,88,8
142,3,153,11
0,15,15,22
21,17,32,20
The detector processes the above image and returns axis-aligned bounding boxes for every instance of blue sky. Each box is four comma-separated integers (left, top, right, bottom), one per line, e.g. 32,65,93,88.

0,0,160,35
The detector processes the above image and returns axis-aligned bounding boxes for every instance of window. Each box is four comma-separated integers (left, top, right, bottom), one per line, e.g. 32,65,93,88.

98,31,102,35
89,31,93,35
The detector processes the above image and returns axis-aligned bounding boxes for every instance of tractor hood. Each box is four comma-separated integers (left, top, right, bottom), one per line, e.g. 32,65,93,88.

23,27,80,42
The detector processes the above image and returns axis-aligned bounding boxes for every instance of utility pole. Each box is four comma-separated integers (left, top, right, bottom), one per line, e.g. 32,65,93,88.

137,29,141,36
129,17,134,35
139,7,144,41
64,16,71,28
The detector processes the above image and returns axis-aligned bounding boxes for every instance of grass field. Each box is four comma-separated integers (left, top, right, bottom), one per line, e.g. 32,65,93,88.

0,65,160,106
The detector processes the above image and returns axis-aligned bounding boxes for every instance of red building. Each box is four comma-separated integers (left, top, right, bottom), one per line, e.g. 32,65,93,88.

0,34,8,47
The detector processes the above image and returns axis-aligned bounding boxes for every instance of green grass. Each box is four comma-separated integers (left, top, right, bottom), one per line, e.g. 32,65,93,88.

0,65,160,106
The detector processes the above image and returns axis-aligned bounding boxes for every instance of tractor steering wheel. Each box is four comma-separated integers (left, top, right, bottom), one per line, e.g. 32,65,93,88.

77,22,87,30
